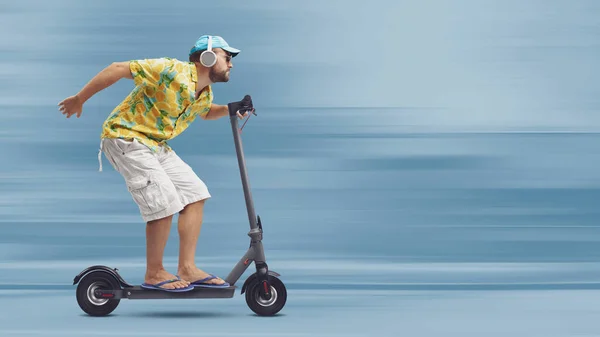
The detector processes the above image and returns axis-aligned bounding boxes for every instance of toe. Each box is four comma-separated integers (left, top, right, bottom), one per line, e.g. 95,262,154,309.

212,277,226,285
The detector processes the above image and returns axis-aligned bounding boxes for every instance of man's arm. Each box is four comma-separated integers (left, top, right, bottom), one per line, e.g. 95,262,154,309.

202,104,249,120
76,61,133,104
58,61,133,118
201,104,229,120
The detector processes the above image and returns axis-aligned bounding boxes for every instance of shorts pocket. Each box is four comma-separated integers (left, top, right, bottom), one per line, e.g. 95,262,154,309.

126,175,169,215
103,150,121,173
114,138,135,154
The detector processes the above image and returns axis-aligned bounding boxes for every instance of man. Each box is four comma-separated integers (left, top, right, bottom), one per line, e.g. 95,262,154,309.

58,35,247,292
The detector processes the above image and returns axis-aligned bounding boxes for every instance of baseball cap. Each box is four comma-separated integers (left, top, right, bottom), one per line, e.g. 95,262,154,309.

189,35,241,57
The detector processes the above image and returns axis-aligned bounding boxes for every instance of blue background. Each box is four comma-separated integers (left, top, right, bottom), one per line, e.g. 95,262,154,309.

1,0,600,336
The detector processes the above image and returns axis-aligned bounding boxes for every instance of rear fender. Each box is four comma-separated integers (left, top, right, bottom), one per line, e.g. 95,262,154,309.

73,265,133,288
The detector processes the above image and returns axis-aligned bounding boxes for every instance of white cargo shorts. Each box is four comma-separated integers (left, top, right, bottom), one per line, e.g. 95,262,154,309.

99,137,211,222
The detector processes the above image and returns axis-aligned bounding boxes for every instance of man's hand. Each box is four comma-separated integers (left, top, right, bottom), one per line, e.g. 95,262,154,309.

58,95,84,118
236,110,250,119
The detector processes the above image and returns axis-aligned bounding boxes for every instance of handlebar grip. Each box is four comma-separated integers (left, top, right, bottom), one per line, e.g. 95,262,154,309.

228,95,254,117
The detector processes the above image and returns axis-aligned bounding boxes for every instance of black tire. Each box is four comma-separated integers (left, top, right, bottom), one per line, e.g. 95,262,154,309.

76,271,121,316
245,276,287,316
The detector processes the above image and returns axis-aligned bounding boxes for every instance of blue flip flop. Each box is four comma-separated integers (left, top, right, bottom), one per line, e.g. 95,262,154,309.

141,276,194,292
191,274,230,288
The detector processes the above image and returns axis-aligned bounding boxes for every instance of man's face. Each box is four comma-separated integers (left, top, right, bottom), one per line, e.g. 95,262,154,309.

208,49,233,83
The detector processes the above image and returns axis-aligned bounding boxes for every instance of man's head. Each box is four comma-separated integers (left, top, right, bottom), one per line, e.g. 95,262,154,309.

189,35,240,83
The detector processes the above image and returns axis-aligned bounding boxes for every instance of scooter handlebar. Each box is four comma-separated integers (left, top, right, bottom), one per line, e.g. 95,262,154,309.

227,95,255,117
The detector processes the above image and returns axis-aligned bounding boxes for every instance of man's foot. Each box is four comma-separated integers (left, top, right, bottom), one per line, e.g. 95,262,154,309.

177,265,228,286
144,269,191,290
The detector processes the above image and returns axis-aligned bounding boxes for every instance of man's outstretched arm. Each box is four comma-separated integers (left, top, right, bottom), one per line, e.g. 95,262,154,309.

58,61,133,118
77,61,133,103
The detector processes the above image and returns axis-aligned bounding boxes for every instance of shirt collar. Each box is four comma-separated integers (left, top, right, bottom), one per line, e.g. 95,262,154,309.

190,62,197,84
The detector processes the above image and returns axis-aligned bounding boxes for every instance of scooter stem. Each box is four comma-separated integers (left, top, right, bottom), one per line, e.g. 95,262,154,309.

228,98,258,231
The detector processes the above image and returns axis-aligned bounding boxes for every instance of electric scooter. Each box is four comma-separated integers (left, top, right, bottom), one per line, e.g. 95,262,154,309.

73,95,287,317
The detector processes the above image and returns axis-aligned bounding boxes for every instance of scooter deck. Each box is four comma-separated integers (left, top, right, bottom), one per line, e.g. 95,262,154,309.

96,285,237,300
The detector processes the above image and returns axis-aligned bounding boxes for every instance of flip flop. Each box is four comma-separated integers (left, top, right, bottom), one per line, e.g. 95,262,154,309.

141,276,194,292
191,274,230,288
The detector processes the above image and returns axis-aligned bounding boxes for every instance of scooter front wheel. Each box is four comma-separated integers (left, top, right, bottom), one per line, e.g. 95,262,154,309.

76,271,121,316
245,276,287,316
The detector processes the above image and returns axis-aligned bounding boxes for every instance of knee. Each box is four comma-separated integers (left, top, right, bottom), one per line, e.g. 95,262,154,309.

147,214,173,226
180,200,205,214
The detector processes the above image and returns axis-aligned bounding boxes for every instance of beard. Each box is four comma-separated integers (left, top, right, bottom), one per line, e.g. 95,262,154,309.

208,67,230,83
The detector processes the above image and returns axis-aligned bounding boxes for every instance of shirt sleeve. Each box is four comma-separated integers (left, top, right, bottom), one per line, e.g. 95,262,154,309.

129,58,174,87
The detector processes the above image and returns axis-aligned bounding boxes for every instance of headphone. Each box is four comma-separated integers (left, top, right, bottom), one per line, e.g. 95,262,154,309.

200,36,217,67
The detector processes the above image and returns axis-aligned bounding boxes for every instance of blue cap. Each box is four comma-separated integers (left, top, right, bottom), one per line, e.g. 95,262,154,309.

189,35,240,57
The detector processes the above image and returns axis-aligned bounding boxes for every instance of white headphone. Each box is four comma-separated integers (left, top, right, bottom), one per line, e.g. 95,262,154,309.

200,36,217,67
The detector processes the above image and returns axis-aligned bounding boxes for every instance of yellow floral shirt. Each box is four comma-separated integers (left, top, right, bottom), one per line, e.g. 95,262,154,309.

100,57,212,152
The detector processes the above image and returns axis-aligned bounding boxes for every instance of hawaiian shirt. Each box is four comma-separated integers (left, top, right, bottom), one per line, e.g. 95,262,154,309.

100,57,212,152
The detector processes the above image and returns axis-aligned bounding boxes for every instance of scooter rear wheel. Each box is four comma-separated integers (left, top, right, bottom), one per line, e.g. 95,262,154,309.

76,271,121,316
245,276,287,316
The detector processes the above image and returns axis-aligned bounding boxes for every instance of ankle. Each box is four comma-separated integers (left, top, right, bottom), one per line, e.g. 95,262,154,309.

177,263,197,273
145,266,166,277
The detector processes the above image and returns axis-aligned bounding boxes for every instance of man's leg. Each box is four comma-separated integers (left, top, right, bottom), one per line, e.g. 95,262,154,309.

156,148,226,285
176,200,226,285
145,215,191,289
101,138,189,290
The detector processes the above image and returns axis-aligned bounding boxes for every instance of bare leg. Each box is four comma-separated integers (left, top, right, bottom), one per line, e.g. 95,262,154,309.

176,200,226,285
144,215,190,289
